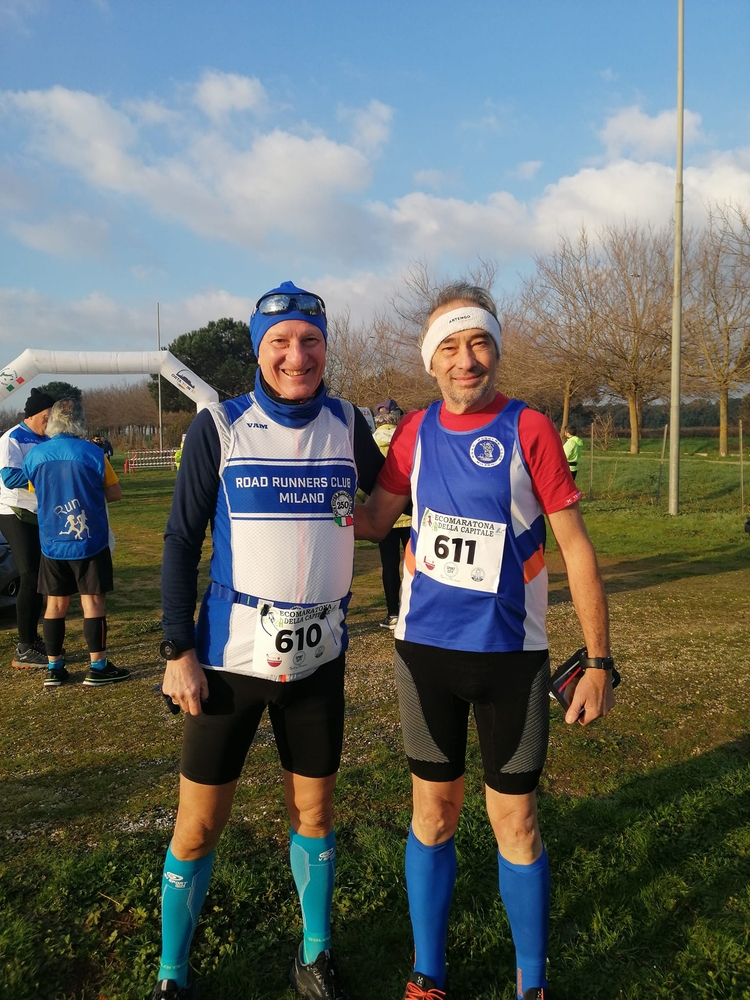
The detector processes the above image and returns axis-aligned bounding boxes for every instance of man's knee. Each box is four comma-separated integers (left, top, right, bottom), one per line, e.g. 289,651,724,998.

172,778,236,859
412,777,463,845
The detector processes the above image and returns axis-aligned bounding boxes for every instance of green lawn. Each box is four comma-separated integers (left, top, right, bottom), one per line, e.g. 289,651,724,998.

1,454,749,1000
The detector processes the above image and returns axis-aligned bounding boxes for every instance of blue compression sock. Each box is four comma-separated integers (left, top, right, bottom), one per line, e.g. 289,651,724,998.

289,829,336,963
157,844,214,987
498,848,550,998
405,825,457,989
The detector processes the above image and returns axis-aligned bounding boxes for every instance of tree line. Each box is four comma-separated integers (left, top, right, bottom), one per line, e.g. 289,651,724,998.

1,208,748,455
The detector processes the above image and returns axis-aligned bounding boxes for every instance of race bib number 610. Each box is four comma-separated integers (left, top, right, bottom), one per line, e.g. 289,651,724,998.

414,506,506,594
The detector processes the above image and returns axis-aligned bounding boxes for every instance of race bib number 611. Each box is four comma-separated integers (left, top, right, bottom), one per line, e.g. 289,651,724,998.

414,506,506,594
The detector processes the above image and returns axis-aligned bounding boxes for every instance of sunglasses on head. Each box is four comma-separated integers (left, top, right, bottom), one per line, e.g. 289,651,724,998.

254,292,326,317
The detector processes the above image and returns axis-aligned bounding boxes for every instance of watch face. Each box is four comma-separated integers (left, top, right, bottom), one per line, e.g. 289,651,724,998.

160,640,177,660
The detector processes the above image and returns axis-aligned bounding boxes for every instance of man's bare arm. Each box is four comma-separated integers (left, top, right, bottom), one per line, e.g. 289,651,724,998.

547,503,615,726
355,483,410,542
104,482,123,502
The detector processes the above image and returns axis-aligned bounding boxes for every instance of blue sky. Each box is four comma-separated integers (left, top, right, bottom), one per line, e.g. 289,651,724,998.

1,0,749,404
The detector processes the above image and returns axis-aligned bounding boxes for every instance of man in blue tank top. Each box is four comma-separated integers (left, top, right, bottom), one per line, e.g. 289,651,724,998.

153,281,383,1000
356,282,616,1000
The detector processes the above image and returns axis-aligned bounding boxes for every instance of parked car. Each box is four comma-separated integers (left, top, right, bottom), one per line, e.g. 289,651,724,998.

0,530,20,609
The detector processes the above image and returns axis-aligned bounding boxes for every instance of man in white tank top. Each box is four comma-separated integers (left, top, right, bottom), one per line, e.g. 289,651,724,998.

152,282,383,1000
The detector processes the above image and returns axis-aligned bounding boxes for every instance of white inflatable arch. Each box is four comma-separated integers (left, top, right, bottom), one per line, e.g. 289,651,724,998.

0,349,218,411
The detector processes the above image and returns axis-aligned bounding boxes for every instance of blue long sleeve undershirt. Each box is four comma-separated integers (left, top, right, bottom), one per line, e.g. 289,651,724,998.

1,466,30,490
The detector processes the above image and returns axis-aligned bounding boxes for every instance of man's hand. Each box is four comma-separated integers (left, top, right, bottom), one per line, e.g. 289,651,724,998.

161,650,209,716
564,667,616,726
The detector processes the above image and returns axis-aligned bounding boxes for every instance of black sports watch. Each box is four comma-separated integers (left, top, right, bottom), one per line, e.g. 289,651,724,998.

579,653,615,670
580,651,621,689
159,639,194,660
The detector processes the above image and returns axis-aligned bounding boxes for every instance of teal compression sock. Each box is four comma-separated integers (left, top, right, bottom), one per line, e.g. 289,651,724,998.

498,848,550,998
157,843,214,987
405,825,456,989
289,829,336,963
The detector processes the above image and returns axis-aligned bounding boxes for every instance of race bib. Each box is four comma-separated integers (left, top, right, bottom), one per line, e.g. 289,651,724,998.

414,506,506,594
253,599,343,681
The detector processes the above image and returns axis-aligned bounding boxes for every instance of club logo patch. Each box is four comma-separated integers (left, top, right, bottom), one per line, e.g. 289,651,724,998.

469,436,504,468
331,490,354,526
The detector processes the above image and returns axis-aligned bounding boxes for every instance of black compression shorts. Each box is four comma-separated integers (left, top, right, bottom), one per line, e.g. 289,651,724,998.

180,653,346,785
394,640,550,794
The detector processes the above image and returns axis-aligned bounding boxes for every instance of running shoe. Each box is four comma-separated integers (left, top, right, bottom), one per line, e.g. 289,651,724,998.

379,615,398,630
403,972,446,999
44,665,69,688
82,660,131,686
11,638,48,668
522,988,554,1000
289,945,349,1000
151,975,198,999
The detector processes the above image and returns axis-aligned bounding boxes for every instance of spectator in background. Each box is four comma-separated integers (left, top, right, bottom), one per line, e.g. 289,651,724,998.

23,398,128,689
373,408,411,629
563,425,584,481
0,387,56,668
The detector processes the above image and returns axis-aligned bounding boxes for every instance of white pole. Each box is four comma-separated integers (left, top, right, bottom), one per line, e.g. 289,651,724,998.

668,0,685,515
157,303,163,452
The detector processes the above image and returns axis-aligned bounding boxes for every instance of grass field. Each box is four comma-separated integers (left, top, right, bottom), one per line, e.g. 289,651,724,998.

1,445,749,1000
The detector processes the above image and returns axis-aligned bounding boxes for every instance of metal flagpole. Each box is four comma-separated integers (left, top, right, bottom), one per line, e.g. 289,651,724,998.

668,0,685,514
157,303,163,452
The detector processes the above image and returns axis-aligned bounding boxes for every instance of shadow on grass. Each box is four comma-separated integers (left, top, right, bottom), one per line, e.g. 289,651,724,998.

4,738,748,999
548,542,750,602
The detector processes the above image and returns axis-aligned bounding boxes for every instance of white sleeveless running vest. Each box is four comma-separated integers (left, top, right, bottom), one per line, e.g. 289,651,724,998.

195,392,357,681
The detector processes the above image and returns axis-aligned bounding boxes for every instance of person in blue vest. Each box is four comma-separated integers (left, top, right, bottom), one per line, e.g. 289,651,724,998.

355,282,616,1000
0,387,55,668
153,281,384,1000
23,397,127,688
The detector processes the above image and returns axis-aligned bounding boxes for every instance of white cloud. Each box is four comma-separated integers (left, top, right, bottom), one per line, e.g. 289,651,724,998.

599,105,704,161
515,160,542,180
339,99,393,155
413,169,456,192
0,85,374,258
193,71,268,121
600,68,617,83
122,98,182,127
0,0,48,31
8,213,109,257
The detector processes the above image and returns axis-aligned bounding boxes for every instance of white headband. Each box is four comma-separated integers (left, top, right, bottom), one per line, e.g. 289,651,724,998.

421,307,502,372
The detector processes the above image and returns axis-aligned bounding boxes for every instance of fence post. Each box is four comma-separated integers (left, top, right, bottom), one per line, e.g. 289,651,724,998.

656,423,669,505
589,423,594,500
740,418,744,513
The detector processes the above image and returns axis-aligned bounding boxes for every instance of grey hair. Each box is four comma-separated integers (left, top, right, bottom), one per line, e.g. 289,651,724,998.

374,412,399,427
47,397,87,438
419,282,499,345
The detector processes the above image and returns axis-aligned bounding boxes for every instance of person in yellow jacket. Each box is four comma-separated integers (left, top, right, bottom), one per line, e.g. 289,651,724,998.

372,405,411,629
563,425,584,480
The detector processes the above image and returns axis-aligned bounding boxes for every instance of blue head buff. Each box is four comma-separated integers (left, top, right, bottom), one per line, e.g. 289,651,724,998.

249,280,327,358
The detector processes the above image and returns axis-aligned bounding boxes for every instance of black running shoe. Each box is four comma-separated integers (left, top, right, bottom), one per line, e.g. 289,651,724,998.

151,974,198,999
289,945,349,1000
83,660,131,686
12,640,48,668
44,665,69,688
523,988,554,1000
403,972,446,999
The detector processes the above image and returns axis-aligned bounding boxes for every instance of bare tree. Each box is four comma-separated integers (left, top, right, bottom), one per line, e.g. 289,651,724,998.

591,223,673,453
687,205,750,454
522,228,604,431
325,310,431,411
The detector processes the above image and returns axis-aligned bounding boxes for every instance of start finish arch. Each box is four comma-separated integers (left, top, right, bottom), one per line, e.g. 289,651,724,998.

0,348,218,411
